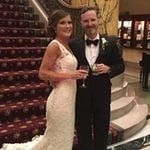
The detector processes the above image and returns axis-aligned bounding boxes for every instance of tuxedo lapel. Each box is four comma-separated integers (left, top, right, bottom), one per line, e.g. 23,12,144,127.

79,38,90,65
95,35,104,63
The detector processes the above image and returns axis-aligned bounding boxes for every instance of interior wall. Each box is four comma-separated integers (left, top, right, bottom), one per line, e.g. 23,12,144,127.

120,0,150,15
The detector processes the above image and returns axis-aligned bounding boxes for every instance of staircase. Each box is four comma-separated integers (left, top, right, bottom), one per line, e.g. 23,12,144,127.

0,0,51,147
110,74,149,141
0,0,149,149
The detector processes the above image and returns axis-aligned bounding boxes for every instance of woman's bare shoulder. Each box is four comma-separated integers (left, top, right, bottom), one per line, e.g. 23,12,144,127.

46,41,61,57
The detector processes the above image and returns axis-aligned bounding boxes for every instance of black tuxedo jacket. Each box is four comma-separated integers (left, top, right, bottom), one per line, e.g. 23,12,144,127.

70,35,124,75
69,35,125,106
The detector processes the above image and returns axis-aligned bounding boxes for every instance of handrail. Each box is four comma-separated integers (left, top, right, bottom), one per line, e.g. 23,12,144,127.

57,0,83,10
36,0,50,14
37,0,82,10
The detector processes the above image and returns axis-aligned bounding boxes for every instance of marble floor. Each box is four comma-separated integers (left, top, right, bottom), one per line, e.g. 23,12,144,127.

107,48,150,150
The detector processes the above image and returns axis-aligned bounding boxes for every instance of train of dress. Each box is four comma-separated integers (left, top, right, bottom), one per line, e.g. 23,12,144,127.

1,135,43,150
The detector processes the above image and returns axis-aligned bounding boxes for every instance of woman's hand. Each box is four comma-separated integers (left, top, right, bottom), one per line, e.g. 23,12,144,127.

48,69,88,87
71,69,88,80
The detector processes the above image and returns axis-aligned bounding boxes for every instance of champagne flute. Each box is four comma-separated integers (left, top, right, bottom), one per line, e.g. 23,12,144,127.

79,65,89,88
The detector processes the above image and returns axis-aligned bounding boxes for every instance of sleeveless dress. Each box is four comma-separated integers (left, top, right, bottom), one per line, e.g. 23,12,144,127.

1,39,77,150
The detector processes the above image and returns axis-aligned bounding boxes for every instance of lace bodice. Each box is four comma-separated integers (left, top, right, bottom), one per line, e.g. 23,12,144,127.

51,39,77,73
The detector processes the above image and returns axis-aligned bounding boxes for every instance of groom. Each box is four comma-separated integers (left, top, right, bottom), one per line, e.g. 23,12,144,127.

70,6,125,150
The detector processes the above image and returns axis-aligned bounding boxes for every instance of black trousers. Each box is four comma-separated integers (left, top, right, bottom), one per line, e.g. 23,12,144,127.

75,91,111,150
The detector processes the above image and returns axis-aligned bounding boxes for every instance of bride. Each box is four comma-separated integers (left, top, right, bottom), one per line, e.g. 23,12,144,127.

1,9,88,150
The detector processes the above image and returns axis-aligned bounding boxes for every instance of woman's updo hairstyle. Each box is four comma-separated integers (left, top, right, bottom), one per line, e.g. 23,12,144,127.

47,9,70,39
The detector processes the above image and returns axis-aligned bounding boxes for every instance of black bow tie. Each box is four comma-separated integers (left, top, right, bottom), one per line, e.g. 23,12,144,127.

86,39,99,46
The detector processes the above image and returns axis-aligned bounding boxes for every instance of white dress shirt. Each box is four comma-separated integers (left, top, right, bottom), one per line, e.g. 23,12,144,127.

85,34,100,67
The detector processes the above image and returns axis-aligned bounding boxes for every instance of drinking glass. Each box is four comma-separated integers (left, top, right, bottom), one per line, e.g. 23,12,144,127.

92,63,99,76
79,65,89,88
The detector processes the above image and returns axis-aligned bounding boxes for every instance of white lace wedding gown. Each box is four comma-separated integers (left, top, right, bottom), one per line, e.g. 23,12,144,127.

1,39,77,150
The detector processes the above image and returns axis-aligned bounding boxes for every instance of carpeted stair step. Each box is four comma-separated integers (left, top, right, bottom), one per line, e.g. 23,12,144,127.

0,70,40,86
0,0,28,5
0,97,46,123
0,47,46,58
111,104,149,140
111,96,135,120
0,37,51,47
0,57,42,71
0,82,50,102
0,27,47,37
0,10,39,20
0,18,45,29
0,3,33,13
0,115,46,147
